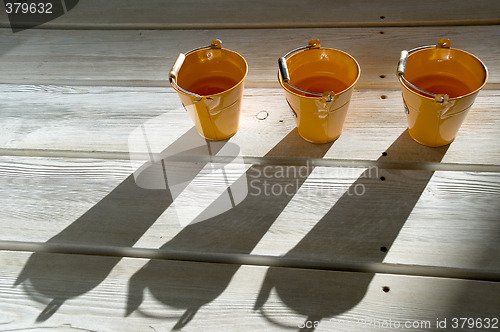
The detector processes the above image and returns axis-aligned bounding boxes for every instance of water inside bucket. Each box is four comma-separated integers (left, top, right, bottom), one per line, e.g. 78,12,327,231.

294,75,349,97
184,76,239,96
411,74,473,98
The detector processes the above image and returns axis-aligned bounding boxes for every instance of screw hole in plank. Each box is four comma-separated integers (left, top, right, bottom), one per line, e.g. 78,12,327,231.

256,111,269,120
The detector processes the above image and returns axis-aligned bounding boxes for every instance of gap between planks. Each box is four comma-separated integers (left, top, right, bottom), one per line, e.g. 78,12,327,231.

1,148,500,173
1,240,500,283
1,21,500,31
1,81,500,90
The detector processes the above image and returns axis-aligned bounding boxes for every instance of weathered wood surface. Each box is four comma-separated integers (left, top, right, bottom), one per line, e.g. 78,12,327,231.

1,0,499,30
1,0,499,329
0,26,499,85
1,150,499,272
2,251,500,331
1,86,499,165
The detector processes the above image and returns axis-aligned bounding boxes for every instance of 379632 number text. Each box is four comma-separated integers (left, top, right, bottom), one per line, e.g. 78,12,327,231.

5,2,53,14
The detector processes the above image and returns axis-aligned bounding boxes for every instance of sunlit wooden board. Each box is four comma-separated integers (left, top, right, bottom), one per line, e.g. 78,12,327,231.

1,251,499,331
1,86,499,165
1,153,499,272
0,26,498,85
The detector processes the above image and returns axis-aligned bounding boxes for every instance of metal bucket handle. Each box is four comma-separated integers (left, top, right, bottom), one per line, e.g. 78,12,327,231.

169,39,223,103
279,39,335,103
397,38,451,104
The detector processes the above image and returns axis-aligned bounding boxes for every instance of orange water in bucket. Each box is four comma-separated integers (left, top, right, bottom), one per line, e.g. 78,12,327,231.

170,40,248,141
397,39,488,147
278,40,360,143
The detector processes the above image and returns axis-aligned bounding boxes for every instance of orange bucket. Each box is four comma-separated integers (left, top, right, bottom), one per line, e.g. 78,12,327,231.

170,40,248,141
397,39,488,147
278,40,360,143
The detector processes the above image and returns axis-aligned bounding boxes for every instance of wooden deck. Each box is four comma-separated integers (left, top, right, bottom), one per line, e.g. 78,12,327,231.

1,1,499,331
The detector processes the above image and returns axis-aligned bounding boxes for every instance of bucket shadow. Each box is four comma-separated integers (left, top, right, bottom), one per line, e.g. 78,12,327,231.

254,129,449,331
14,127,228,322
126,128,334,329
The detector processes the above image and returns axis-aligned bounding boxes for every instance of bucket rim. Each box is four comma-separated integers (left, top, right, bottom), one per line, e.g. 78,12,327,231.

278,47,361,99
171,47,248,100
398,46,488,101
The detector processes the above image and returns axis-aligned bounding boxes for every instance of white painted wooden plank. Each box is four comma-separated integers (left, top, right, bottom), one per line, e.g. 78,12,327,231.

1,86,499,165
0,26,499,84
1,0,499,30
0,155,499,271
1,251,499,331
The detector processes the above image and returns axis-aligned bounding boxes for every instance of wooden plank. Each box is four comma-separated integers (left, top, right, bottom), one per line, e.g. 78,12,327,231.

1,0,499,30
1,251,500,330
1,86,499,165
0,26,499,85
1,154,499,272
251,168,500,269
